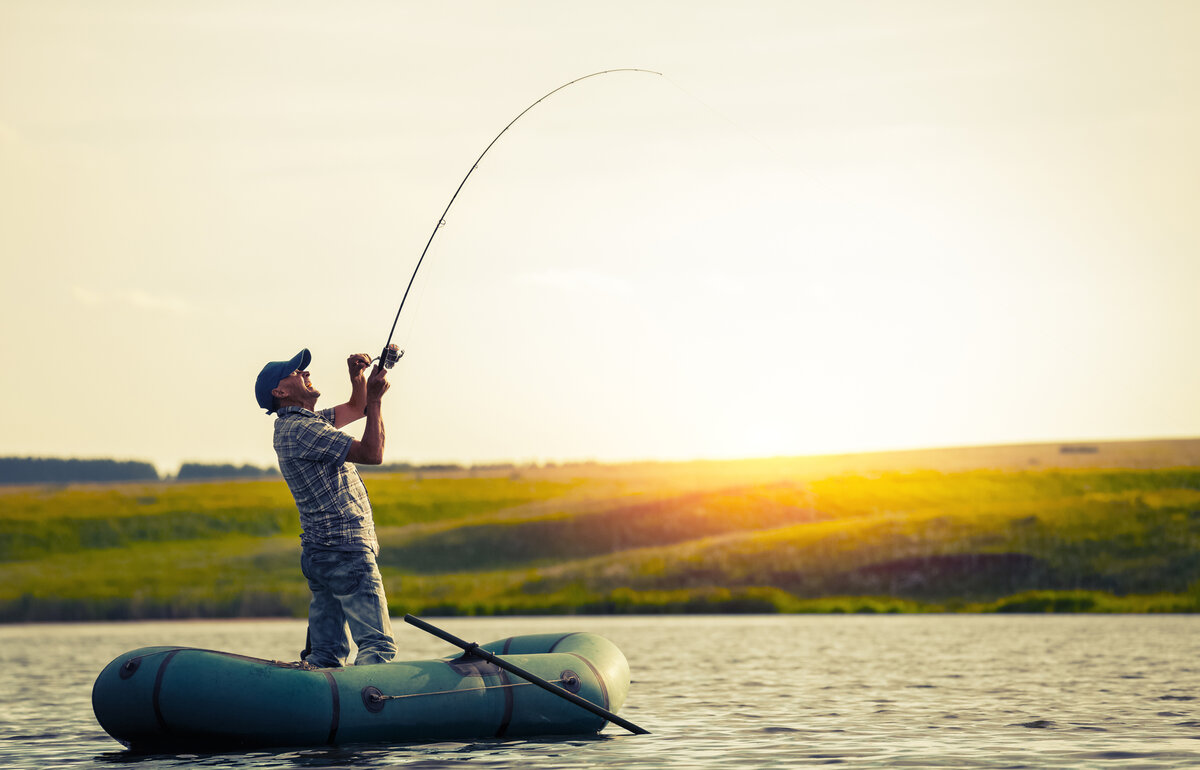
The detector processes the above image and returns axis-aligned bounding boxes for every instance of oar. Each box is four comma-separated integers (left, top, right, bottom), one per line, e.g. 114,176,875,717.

403,614,649,735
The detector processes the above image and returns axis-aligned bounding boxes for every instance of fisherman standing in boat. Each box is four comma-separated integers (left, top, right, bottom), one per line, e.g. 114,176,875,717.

255,349,398,667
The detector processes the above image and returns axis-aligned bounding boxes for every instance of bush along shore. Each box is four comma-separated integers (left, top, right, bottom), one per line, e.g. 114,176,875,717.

1,443,1198,621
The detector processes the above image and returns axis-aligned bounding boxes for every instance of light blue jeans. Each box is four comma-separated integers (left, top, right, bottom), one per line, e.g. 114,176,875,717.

300,547,397,668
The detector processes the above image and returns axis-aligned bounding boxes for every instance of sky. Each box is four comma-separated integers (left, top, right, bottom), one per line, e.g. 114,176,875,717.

2,1,1198,473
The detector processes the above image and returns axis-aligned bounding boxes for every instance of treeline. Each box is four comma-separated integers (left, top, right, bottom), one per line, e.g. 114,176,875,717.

0,457,278,485
175,463,279,481
357,462,515,474
358,461,597,475
0,456,595,485
0,457,158,485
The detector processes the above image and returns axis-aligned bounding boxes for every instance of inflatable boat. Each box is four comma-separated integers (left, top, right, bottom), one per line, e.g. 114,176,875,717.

93,626,635,751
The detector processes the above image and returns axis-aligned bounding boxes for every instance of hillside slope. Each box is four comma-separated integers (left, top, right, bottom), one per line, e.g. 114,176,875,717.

1,440,1197,620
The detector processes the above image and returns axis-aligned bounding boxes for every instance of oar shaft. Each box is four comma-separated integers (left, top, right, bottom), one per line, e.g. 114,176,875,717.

403,614,649,735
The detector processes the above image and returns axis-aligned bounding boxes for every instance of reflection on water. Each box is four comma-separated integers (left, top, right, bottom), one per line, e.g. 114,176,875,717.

1,615,1197,768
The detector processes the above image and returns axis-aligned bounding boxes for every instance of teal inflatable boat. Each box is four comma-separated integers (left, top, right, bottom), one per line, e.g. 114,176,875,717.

93,630,633,750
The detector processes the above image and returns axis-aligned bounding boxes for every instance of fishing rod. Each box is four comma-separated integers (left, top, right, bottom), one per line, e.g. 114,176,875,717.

373,67,663,370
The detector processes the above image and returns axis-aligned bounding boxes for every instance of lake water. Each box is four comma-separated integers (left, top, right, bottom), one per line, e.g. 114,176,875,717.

0,615,1197,768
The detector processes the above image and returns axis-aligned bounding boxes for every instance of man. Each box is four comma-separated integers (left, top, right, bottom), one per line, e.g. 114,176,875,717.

254,348,397,668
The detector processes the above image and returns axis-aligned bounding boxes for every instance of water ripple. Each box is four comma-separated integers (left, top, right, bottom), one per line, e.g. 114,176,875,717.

0,616,1198,768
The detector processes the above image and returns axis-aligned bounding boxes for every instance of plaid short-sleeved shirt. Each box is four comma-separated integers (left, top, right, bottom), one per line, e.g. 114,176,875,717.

273,406,379,553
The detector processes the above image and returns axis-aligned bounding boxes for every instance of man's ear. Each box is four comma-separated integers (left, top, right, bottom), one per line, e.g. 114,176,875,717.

271,385,289,399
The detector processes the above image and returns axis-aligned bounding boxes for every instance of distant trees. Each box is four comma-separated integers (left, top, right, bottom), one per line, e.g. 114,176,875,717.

175,463,279,481
0,457,159,485
0,457,280,485
357,462,467,474
0,456,574,485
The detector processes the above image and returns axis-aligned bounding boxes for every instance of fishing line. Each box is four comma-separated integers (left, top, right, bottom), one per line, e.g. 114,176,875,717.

373,67,663,369
658,73,782,157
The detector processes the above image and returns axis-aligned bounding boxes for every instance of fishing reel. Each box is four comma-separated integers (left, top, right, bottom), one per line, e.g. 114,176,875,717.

377,344,404,370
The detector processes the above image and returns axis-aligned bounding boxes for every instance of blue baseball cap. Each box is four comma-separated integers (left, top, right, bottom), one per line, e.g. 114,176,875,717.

255,349,311,414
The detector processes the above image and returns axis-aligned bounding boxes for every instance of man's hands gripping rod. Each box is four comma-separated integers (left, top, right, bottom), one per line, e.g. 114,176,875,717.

345,354,389,465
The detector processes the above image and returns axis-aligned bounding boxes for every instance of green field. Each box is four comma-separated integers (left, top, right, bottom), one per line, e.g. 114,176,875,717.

2,440,1198,621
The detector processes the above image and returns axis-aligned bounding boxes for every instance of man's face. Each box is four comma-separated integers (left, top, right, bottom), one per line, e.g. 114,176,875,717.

273,369,320,406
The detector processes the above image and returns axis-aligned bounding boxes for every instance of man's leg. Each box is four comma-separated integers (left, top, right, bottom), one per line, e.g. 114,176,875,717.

300,549,352,668
340,551,397,665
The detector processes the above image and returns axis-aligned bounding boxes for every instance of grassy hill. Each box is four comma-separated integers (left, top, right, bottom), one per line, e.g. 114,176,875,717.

1,439,1198,621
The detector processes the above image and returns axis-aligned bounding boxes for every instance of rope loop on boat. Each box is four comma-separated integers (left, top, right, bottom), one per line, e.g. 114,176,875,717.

369,677,569,703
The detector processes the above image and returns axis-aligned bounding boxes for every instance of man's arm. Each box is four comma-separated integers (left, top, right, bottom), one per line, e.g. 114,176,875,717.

345,366,389,465
332,353,372,429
